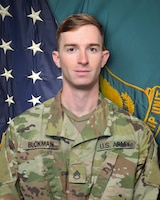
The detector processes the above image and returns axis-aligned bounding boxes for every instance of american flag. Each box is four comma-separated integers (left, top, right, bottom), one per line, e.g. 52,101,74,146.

0,0,62,140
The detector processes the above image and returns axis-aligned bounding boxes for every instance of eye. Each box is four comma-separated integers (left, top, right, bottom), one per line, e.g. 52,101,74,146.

89,47,98,53
66,47,76,53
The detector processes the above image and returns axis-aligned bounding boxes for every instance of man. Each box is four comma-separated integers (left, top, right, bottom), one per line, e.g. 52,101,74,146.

0,14,160,200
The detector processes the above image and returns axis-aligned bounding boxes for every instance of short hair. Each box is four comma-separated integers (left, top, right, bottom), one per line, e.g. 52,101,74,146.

56,13,104,48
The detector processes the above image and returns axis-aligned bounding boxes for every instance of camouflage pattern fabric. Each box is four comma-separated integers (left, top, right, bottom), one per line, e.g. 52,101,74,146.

0,91,160,200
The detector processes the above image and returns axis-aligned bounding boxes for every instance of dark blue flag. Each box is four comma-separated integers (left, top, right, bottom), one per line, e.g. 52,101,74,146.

0,0,62,141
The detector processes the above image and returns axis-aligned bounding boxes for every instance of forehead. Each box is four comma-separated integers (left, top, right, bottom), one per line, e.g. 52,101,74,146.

59,25,103,45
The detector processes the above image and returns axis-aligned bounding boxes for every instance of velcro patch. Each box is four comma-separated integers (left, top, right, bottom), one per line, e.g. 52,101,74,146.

69,165,86,184
97,139,135,151
22,140,59,150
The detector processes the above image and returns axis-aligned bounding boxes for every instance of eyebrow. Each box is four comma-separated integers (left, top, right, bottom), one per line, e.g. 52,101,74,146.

64,43,101,47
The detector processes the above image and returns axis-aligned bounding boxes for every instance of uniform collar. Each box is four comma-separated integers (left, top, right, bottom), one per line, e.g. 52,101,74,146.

45,91,111,144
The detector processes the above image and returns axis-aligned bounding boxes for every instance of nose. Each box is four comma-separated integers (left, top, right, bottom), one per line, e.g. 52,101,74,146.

78,50,89,66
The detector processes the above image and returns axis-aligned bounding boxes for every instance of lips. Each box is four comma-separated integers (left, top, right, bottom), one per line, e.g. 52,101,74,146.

74,70,90,76
75,70,90,72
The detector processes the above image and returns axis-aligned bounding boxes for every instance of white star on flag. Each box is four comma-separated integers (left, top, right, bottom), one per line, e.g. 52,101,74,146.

7,118,13,125
27,70,42,84
57,75,63,79
28,95,41,106
1,68,14,81
27,40,43,55
0,4,12,21
0,39,14,54
27,7,43,24
5,95,15,107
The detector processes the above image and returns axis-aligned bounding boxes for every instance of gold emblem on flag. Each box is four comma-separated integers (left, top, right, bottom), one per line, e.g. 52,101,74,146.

100,75,135,114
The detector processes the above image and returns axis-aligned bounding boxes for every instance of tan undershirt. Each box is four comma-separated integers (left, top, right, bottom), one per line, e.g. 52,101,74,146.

62,105,93,132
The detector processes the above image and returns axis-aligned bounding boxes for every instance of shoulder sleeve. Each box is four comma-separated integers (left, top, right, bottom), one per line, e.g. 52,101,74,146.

144,139,160,187
134,125,160,199
0,124,20,199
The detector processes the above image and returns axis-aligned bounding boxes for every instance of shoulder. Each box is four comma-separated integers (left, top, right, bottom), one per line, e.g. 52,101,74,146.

14,97,54,121
102,94,145,122
5,97,55,138
101,94,154,139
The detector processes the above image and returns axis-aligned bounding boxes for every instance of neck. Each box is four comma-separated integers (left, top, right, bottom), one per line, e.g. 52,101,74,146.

61,85,99,117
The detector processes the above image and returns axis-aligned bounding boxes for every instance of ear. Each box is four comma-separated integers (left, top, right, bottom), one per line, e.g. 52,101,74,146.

101,50,109,68
52,51,61,68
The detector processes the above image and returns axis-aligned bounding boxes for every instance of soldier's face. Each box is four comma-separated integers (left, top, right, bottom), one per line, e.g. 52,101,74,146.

52,25,109,90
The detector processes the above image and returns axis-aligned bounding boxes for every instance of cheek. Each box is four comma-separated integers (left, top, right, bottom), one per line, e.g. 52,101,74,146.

92,56,104,67
59,55,75,66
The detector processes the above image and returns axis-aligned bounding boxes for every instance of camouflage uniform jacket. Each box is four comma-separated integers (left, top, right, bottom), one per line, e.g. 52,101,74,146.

0,91,160,200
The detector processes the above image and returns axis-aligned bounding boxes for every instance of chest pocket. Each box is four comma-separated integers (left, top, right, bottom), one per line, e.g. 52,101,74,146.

89,150,137,200
18,139,66,200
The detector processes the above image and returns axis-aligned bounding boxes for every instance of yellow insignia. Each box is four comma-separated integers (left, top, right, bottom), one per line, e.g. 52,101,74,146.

99,75,135,114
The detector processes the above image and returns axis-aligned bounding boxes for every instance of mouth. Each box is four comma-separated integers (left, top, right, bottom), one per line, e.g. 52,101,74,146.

74,70,90,76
